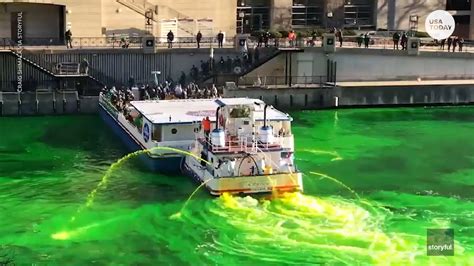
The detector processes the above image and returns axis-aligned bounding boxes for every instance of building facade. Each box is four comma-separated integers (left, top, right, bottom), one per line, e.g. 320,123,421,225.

0,0,473,42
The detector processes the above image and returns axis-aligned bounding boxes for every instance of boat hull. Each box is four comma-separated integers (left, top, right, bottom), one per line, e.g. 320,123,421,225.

183,160,303,196
98,104,182,174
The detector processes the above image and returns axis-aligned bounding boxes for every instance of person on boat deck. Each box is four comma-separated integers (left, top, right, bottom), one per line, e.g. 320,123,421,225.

202,116,211,143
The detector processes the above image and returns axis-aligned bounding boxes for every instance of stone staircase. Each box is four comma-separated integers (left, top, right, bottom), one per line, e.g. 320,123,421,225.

7,50,106,88
200,48,282,86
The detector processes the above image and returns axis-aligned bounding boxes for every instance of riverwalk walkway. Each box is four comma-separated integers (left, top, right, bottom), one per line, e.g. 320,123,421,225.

3,37,474,53
337,79,474,87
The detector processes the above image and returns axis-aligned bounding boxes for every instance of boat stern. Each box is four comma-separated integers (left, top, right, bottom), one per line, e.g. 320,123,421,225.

206,172,303,196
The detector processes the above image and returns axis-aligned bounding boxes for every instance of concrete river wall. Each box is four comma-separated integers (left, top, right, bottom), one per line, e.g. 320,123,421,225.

0,91,98,116
224,82,474,110
2,81,474,116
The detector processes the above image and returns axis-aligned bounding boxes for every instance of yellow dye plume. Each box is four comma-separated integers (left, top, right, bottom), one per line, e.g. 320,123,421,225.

71,146,212,223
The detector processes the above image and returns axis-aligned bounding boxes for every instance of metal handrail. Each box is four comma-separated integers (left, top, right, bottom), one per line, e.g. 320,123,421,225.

1,36,236,49
237,75,327,87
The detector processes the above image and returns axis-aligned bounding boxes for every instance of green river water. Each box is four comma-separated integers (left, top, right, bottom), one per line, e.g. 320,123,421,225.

0,107,473,265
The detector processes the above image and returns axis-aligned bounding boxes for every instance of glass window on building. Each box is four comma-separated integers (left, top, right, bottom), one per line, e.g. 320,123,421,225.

292,0,324,27
446,0,471,10
236,0,271,34
344,0,374,28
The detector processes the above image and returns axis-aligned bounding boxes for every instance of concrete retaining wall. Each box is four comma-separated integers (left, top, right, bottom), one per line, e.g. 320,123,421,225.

335,85,474,106
0,91,99,116
224,86,336,110
244,47,474,82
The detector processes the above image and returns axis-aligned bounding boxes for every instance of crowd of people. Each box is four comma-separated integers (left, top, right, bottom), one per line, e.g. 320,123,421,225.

438,36,465,52
188,50,262,79
102,80,220,113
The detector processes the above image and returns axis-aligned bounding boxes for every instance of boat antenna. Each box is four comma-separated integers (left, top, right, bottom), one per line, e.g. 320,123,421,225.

215,106,221,130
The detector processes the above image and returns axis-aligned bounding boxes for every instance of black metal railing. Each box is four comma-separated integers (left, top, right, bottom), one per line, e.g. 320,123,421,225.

1,37,236,49
3,35,474,53
236,76,327,87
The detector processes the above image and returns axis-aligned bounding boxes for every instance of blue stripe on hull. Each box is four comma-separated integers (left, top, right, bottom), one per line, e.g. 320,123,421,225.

98,105,182,174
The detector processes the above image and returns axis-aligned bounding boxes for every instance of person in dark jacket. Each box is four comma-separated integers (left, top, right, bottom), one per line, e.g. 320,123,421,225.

401,32,408,50
364,34,370,48
357,34,363,47
393,32,400,50
167,30,174,48
447,37,453,51
65,29,73,49
264,31,270,47
336,29,343,47
217,31,224,48
458,37,464,52
440,38,446,50
452,36,458,52
196,31,202,48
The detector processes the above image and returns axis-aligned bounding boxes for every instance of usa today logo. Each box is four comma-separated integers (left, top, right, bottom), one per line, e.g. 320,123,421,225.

425,10,455,40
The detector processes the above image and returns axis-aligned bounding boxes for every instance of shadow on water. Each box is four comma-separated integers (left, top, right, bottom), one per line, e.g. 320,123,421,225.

39,116,122,156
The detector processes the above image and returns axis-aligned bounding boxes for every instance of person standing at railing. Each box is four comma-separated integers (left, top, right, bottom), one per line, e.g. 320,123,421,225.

452,37,458,52
167,30,174,48
393,32,400,50
257,33,264,47
196,31,202,48
288,31,296,47
364,33,370,48
440,38,446,50
447,37,453,52
217,31,224,48
264,31,270,47
65,29,73,49
179,71,186,87
80,58,89,75
357,34,363,47
336,29,343,47
128,75,135,88
401,32,407,50
458,37,464,52
202,116,211,144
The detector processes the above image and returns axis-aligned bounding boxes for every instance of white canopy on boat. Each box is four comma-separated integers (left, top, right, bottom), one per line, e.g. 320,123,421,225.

129,98,292,125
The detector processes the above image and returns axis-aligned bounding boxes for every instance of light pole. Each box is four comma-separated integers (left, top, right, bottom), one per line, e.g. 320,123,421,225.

239,11,245,34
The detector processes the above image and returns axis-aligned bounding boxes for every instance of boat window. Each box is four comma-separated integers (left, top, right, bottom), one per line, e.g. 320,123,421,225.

229,107,251,118
152,125,161,141
171,128,178,134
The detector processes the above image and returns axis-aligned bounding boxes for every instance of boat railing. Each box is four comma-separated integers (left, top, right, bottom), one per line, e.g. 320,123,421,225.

200,133,291,154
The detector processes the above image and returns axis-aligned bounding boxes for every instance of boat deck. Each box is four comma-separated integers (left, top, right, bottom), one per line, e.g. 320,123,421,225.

199,138,283,154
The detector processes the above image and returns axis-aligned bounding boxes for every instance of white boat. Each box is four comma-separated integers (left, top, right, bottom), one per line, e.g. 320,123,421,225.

182,98,303,195
99,94,303,194
99,93,217,173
